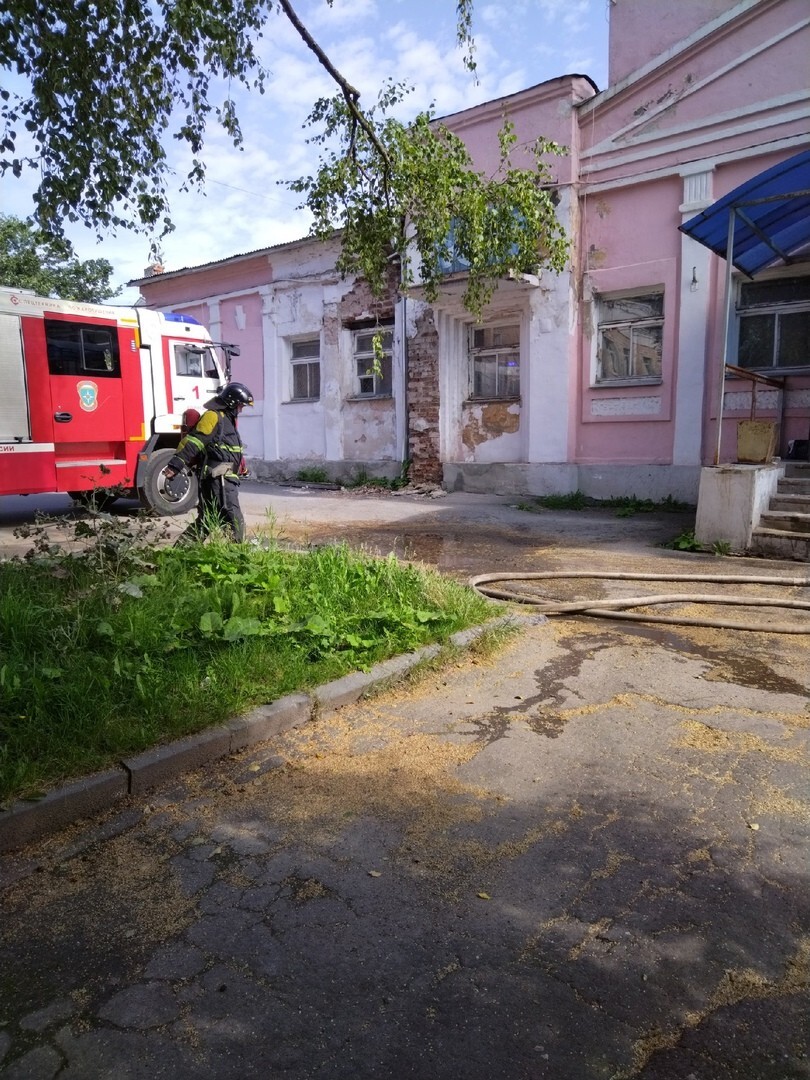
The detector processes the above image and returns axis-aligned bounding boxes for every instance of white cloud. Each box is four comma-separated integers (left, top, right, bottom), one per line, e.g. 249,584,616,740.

305,0,378,28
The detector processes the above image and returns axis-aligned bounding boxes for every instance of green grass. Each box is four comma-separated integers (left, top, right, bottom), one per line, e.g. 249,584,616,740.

0,524,493,804
296,466,329,484
517,491,693,517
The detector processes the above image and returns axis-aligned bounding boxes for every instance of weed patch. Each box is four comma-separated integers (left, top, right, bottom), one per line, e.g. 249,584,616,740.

296,467,329,484
663,529,704,552
0,516,493,803
518,491,693,517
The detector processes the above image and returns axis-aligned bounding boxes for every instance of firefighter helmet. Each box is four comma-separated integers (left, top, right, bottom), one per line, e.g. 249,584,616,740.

218,382,254,409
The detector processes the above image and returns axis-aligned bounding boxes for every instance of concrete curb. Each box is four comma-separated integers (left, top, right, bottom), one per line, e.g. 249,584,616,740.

0,617,528,854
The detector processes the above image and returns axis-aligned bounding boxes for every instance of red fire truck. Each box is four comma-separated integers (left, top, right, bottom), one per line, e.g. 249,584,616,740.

0,287,237,514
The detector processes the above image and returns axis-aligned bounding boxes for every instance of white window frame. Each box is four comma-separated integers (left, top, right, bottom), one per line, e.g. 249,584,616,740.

468,322,521,401
735,272,810,373
290,337,321,402
174,343,219,380
353,325,393,398
594,289,664,387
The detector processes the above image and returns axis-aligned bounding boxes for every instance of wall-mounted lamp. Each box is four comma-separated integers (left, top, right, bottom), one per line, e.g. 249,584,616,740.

690,267,699,292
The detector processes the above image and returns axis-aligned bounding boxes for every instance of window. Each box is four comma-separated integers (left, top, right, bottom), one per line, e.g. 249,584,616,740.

469,323,520,399
45,320,120,377
354,326,393,397
290,338,321,400
596,292,663,384
737,276,810,371
174,344,219,379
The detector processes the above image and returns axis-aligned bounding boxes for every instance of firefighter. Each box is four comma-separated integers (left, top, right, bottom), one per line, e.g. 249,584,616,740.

164,382,254,543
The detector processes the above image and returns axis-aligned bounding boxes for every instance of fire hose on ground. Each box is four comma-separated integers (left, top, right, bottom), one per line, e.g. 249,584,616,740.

468,571,810,634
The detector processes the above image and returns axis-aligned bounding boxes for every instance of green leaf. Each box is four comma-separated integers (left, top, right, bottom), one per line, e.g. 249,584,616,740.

118,581,144,598
414,610,441,623
223,616,263,641
199,611,223,635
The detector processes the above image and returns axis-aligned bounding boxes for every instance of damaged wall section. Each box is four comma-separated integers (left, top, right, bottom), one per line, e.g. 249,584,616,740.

407,307,442,484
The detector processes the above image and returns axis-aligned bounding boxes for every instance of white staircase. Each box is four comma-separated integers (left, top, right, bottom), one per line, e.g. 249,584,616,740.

750,462,810,561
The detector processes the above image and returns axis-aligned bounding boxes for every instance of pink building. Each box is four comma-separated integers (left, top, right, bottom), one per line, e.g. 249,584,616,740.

133,0,810,503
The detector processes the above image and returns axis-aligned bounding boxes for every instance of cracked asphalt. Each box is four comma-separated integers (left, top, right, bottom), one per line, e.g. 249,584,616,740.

1,487,809,1079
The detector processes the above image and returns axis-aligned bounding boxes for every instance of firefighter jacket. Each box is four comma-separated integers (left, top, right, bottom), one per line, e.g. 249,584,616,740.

168,406,244,482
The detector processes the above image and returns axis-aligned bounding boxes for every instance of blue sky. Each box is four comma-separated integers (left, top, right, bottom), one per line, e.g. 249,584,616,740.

1,0,611,303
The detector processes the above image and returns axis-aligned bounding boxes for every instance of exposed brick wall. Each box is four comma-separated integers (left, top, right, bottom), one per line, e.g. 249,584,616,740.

407,308,442,484
336,273,397,325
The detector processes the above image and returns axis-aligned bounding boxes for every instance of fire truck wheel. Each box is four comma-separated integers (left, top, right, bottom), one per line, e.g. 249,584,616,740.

139,448,199,516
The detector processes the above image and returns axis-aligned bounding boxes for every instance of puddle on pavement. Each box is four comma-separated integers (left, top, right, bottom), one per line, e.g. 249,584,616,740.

464,643,607,745
466,704,570,744
700,653,808,696
526,712,568,738
609,622,808,696
466,710,513,745
276,522,565,577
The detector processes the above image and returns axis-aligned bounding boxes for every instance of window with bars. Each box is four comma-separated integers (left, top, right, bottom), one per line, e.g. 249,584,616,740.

290,338,321,401
354,326,393,397
596,291,663,385
469,323,520,400
737,276,810,371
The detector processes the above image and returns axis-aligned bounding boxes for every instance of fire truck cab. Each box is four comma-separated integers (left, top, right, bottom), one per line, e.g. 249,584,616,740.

0,287,229,514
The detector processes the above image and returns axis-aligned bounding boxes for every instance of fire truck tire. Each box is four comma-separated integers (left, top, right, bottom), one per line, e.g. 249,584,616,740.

139,448,199,516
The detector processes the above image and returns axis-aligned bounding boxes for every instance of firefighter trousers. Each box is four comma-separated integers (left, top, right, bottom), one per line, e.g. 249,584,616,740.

175,474,245,545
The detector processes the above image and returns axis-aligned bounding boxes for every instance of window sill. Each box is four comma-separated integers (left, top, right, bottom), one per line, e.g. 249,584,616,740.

345,394,393,402
591,378,663,390
284,398,321,404
465,397,522,405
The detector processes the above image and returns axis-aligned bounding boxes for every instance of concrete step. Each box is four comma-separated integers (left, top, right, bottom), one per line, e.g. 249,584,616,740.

784,461,810,478
749,527,810,562
758,510,810,535
778,477,810,496
770,493,810,514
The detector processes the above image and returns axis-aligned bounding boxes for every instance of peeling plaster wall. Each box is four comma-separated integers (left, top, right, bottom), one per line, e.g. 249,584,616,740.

216,294,265,459
461,401,521,462
334,274,399,464
269,276,331,463
433,191,578,472
139,237,404,480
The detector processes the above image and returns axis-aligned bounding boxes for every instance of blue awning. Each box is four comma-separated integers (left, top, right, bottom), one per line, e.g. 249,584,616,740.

679,149,810,277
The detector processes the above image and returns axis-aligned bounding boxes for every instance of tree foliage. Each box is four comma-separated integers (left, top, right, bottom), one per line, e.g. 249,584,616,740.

0,214,119,302
288,85,567,315
1,0,569,316
0,0,272,239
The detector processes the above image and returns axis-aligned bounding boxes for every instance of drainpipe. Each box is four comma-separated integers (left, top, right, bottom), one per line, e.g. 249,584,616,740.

714,208,736,465
401,291,410,475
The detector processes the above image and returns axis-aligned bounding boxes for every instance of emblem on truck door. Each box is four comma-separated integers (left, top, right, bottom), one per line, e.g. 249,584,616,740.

77,380,99,412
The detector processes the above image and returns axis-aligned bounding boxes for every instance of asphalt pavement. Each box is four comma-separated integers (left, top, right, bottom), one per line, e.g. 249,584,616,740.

1,484,809,1079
